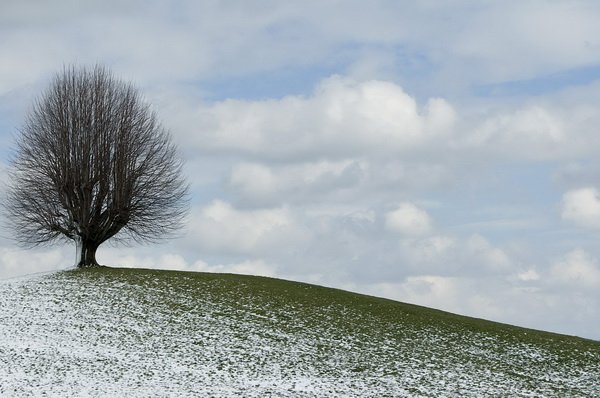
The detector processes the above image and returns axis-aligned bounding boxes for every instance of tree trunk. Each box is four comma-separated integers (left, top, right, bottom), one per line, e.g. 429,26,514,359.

77,240,100,268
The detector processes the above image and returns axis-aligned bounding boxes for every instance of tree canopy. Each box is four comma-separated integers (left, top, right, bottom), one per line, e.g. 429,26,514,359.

4,65,188,267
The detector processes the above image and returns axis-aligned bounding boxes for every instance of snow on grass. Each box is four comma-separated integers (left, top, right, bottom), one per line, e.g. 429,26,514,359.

1,267,598,397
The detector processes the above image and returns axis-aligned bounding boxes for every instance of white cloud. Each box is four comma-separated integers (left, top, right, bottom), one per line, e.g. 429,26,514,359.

449,2,600,82
98,249,276,277
404,235,456,264
361,276,462,314
466,106,568,160
398,233,514,277
229,160,366,205
464,234,512,272
424,98,457,134
229,163,276,201
551,249,600,288
561,187,600,228
385,203,432,237
517,269,540,282
354,267,598,339
446,101,600,164
186,200,308,255
3,1,600,96
173,77,455,161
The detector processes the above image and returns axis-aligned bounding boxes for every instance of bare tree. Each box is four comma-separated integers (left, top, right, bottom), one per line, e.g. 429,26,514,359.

4,65,188,267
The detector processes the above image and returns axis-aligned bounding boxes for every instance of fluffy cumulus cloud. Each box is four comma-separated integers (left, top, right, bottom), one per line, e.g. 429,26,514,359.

185,200,308,255
229,160,367,206
367,276,463,314
516,269,540,282
170,77,455,160
469,106,565,159
385,203,432,237
398,233,515,278
561,187,600,228
463,234,512,272
401,235,455,264
226,157,456,209
463,104,600,161
550,249,600,288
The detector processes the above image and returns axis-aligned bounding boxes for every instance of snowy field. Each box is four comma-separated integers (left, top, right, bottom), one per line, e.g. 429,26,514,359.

1,268,598,397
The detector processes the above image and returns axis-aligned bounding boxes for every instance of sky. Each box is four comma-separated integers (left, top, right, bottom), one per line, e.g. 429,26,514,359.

1,0,600,340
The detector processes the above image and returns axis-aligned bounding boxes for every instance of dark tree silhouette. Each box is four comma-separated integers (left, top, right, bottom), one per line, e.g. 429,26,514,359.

4,65,188,267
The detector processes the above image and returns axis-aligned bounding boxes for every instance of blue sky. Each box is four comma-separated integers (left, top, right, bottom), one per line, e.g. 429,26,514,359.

1,0,600,339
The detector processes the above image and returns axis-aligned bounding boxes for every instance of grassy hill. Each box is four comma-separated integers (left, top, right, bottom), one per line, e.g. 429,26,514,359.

0,267,598,397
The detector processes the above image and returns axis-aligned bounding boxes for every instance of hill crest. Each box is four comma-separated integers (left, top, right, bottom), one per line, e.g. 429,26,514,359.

1,266,598,397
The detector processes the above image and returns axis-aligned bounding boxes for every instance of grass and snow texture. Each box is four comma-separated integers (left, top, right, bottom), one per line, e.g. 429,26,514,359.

1,267,598,397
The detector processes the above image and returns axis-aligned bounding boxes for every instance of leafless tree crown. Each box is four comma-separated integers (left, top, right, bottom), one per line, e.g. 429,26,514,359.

4,65,188,266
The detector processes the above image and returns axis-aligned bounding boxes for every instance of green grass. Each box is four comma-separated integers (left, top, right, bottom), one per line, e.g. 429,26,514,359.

2,266,599,397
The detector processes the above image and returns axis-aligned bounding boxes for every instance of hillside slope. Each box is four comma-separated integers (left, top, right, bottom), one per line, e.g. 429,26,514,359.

0,267,598,397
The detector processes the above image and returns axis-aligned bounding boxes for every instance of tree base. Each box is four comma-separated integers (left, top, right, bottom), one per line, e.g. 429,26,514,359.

76,261,101,268
76,241,100,268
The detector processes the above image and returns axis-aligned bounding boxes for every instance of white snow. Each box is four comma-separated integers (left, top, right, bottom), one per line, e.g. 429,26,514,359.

0,270,598,397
